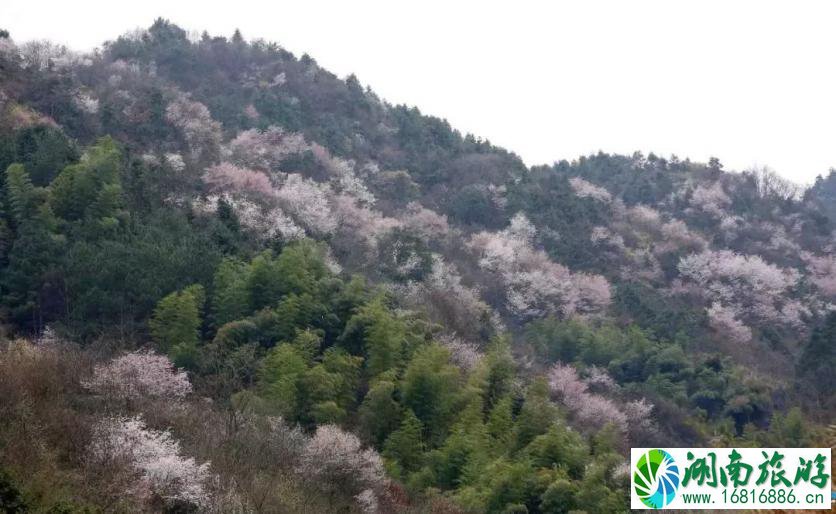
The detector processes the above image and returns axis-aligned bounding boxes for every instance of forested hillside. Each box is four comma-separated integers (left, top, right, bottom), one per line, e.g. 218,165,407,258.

0,20,833,513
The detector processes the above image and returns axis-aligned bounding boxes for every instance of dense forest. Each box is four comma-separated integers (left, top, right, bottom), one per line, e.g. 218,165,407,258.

0,20,833,513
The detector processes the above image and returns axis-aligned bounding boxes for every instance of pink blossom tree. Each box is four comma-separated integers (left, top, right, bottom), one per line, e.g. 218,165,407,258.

193,194,305,242
469,213,611,319
225,126,308,172
203,162,274,198
677,250,803,331
165,93,222,164
706,302,752,344
547,362,653,439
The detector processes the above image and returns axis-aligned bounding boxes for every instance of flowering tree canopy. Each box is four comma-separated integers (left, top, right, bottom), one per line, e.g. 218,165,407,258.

83,351,192,402
89,416,211,508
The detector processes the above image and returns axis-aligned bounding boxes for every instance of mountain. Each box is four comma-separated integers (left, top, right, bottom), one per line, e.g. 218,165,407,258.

0,19,833,513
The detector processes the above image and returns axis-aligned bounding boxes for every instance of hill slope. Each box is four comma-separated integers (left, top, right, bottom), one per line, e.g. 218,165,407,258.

0,20,833,513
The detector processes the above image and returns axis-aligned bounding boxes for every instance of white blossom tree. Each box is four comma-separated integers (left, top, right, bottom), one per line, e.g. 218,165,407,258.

677,250,803,331
203,162,274,198
297,424,387,509
225,126,308,172
469,213,611,319
689,181,731,218
83,351,192,403
165,93,222,163
89,416,212,508
569,177,612,203
275,174,338,235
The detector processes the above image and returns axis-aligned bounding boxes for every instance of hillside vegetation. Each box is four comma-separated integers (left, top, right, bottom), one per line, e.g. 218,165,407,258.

0,20,833,513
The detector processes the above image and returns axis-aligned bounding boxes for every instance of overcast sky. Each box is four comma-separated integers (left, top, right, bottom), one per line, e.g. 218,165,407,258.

2,0,835,184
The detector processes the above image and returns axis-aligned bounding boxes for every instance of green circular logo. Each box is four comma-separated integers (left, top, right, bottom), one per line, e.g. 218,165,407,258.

634,449,680,509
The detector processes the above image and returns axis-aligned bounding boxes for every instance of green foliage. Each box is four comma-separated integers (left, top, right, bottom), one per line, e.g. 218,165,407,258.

210,257,250,328
0,469,27,513
149,284,205,366
507,168,610,270
50,137,124,225
401,344,461,444
514,378,558,450
0,20,828,514
258,343,308,418
5,163,41,224
0,126,78,187
525,317,774,432
525,424,587,479
246,242,329,311
300,347,362,424
798,312,836,406
383,409,425,477
347,296,407,376
358,376,401,447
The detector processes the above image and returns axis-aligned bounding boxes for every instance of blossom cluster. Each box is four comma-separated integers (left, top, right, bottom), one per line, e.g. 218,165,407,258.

469,213,611,319
225,125,307,172
165,93,222,162
569,177,612,203
297,424,388,511
82,350,192,402
677,250,806,332
89,416,212,508
547,362,652,435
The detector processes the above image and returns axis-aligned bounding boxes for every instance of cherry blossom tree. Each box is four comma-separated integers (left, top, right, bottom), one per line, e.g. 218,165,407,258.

590,226,625,250
401,202,451,242
275,174,337,235
203,162,274,198
73,91,99,114
438,334,483,371
332,194,401,250
626,205,662,231
225,126,308,172
677,250,804,330
706,302,752,344
801,251,836,297
297,424,387,508
689,181,731,218
569,177,612,203
331,166,376,205
469,213,611,319
165,93,222,163
89,416,212,508
355,489,379,514
164,153,186,173
83,351,192,403
193,194,305,242
658,219,707,253
393,255,498,340
547,362,629,434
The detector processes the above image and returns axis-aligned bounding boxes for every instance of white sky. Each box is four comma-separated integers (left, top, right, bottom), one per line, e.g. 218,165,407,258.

2,0,836,184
